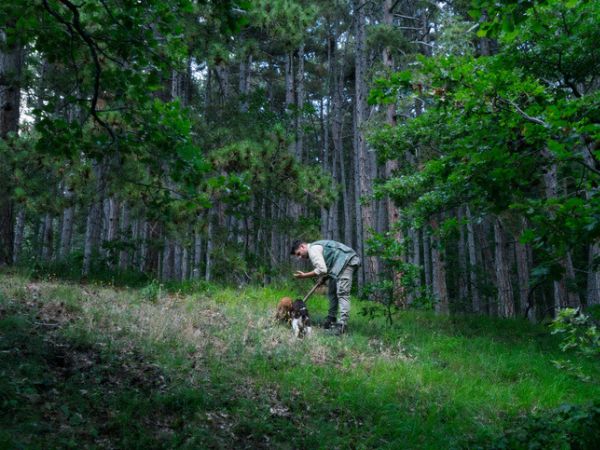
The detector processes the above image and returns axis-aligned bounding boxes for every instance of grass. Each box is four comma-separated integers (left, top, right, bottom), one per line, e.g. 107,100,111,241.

1,272,599,449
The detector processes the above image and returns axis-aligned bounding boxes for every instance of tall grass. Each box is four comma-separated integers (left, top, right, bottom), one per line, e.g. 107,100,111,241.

1,273,598,449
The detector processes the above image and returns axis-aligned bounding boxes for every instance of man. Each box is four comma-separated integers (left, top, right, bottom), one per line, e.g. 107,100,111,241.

291,239,360,334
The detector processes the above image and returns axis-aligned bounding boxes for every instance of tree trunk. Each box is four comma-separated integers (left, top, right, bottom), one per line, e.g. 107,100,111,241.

182,246,189,281
13,208,25,263
465,206,481,313
515,219,532,319
138,220,149,273
59,189,75,260
542,148,581,310
354,0,377,285
193,228,203,280
173,241,182,281
118,202,130,270
0,26,23,266
83,160,108,275
423,231,432,297
206,210,215,282
494,217,515,318
162,239,173,281
431,219,449,314
295,43,305,161
454,207,467,304
411,228,422,303
41,213,54,262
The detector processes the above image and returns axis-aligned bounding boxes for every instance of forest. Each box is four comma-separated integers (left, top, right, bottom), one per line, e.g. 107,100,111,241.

1,0,599,448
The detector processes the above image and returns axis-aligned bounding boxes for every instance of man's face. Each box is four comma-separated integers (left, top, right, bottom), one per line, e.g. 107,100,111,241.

294,243,308,260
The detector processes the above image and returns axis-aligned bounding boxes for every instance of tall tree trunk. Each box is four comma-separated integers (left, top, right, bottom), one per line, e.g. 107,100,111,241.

193,228,203,280
239,53,251,112
515,218,532,319
542,148,581,310
13,208,25,263
423,231,432,297
479,217,496,315
354,0,377,285
431,218,449,314
411,228,422,302
457,206,468,303
83,160,108,275
0,26,23,266
138,220,149,273
118,202,130,270
206,209,215,282
285,51,294,113
295,43,305,161
182,246,189,281
162,239,173,281
41,213,54,262
383,0,404,302
173,241,182,281
494,217,515,318
465,206,481,313
106,197,119,268
59,188,75,260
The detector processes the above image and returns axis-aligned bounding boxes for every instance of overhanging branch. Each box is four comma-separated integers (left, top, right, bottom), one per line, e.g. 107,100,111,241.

42,0,116,144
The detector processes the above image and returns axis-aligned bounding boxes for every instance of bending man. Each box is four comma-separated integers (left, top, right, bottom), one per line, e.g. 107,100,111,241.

291,239,360,333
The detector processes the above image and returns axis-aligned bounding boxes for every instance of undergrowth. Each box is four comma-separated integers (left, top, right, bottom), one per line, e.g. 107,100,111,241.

1,272,599,449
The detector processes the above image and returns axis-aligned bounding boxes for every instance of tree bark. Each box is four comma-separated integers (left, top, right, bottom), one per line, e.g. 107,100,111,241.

59,188,75,260
13,208,25,263
515,219,532,319
423,231,432,297
457,207,469,303
465,206,481,313
0,26,23,266
118,202,130,270
431,219,449,314
295,43,305,161
494,217,515,318
354,0,377,285
193,227,203,280
41,213,54,262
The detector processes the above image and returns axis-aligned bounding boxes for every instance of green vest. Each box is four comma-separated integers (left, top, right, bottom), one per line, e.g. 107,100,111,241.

312,240,358,280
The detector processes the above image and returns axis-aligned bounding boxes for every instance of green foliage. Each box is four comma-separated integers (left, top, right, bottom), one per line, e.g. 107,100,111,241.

369,0,599,301
551,308,600,358
480,402,600,450
140,279,164,303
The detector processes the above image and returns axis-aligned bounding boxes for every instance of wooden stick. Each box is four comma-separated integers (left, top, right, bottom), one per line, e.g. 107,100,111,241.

302,277,327,303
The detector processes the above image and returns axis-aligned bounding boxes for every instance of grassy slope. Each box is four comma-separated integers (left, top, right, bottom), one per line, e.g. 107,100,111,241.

1,273,599,449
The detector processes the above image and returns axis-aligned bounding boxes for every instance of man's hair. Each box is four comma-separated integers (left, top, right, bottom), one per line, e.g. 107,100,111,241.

290,239,305,255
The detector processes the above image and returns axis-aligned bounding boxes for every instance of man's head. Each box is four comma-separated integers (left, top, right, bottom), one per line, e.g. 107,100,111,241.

290,240,309,259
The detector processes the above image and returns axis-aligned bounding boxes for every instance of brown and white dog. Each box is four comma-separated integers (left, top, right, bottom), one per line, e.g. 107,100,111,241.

290,299,312,338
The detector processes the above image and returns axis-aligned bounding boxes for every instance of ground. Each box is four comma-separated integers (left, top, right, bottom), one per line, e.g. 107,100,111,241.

1,273,599,449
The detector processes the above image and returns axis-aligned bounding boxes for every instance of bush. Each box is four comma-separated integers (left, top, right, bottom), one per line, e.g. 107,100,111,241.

551,308,600,358
483,402,600,450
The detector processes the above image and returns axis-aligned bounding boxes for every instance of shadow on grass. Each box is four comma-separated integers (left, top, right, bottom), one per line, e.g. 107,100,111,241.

0,297,298,449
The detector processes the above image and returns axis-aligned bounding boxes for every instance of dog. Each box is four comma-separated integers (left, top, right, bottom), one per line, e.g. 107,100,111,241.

275,297,293,323
290,299,312,338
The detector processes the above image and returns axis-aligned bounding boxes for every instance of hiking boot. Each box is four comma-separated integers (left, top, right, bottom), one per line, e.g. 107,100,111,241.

332,323,347,336
322,316,337,329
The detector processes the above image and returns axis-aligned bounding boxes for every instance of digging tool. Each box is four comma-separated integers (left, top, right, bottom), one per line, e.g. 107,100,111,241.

301,276,327,304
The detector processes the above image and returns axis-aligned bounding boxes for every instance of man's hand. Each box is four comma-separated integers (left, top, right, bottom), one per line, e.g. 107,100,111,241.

294,270,318,279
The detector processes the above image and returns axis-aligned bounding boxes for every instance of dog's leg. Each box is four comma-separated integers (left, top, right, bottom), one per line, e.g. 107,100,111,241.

292,318,300,338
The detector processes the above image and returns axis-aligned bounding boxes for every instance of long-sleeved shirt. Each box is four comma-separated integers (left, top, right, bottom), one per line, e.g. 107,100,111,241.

308,243,327,276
